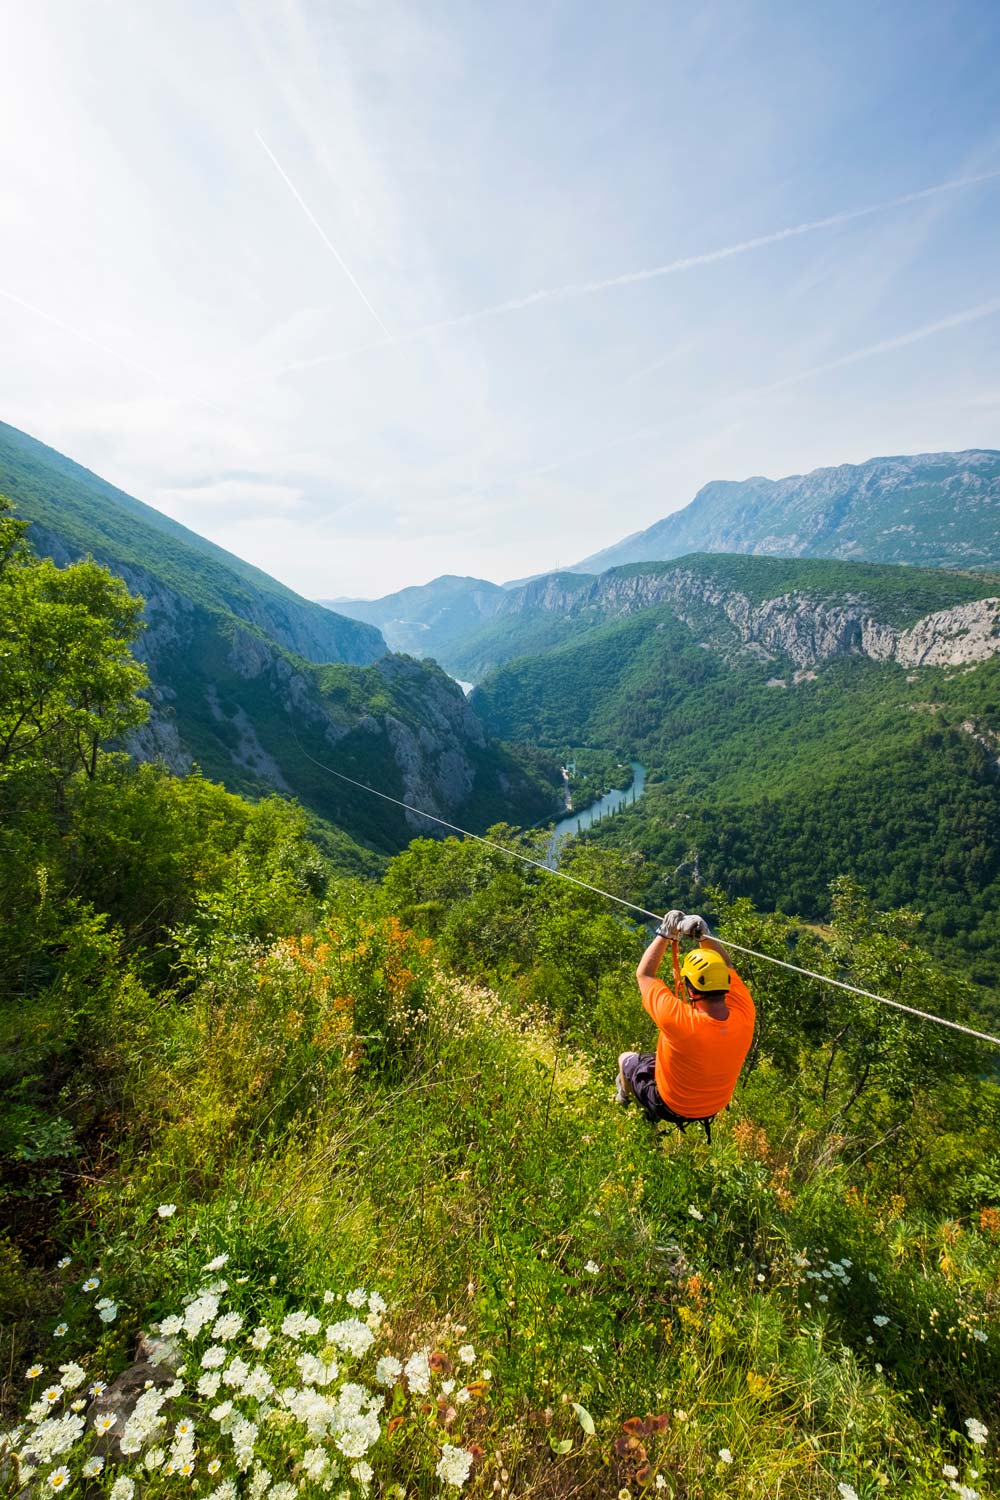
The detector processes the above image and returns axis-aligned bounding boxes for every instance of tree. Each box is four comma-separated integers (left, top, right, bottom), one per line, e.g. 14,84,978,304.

0,496,149,789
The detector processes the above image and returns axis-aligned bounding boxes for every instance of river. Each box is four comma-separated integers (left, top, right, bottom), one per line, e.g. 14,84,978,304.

545,761,646,867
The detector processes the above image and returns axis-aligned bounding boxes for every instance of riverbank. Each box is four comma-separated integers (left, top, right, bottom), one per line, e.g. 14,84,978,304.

545,760,646,866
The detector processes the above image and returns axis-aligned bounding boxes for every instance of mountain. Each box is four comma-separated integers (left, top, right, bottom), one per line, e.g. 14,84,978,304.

572,450,1000,574
443,552,1000,680
468,553,1000,980
0,423,560,859
324,574,505,661
0,420,384,665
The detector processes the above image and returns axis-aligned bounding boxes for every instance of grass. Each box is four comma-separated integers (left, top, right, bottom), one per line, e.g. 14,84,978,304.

3,891,998,1499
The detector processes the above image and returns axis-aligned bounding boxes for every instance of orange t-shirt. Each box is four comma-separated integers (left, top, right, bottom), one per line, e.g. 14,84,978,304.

638,968,755,1118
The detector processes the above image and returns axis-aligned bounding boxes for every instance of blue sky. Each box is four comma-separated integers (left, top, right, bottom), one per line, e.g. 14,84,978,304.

2,0,999,596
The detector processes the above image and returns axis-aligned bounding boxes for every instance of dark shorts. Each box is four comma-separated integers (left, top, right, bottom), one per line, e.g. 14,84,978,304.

621,1052,717,1135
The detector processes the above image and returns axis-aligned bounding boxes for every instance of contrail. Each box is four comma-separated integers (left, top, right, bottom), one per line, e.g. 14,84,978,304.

274,167,1000,374
0,286,162,381
479,294,1000,487
255,130,393,340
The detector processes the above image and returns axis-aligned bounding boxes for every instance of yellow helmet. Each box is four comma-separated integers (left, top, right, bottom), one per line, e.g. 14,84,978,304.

681,947,730,995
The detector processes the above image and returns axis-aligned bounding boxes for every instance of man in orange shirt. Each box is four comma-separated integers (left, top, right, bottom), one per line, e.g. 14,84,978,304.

616,910,755,1140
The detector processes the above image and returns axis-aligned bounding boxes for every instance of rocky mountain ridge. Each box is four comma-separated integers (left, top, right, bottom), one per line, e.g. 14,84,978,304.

572,449,1000,574
469,560,1000,675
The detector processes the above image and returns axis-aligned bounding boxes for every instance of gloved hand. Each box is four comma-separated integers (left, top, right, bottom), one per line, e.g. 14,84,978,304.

679,913,710,940
656,909,685,939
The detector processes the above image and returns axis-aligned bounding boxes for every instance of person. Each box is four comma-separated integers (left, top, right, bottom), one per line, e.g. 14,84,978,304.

616,909,755,1141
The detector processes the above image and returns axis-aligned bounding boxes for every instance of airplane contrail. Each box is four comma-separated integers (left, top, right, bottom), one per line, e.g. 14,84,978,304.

0,286,162,381
274,167,1000,374
255,130,393,341
480,294,1000,487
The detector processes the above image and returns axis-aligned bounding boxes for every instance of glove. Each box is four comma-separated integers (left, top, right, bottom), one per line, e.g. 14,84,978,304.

679,914,709,940
656,909,685,939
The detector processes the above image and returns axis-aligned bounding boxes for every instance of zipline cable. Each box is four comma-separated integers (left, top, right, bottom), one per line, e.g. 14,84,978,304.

292,730,1000,1050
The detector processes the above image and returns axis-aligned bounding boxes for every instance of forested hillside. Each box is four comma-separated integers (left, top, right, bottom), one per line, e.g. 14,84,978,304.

0,454,559,859
325,574,505,659
470,557,1000,983
2,493,998,1500
573,449,1000,574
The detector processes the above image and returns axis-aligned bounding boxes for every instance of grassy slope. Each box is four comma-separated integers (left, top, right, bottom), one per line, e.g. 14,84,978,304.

7,886,997,1499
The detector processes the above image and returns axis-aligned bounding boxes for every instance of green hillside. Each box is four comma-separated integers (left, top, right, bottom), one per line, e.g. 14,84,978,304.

470,560,1000,983
0,419,384,665
0,428,561,859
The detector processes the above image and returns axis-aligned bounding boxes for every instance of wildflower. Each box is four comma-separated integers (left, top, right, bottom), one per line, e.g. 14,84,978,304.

158,1204,177,1217
94,1413,118,1434
82,1456,105,1477
583,1261,600,1274
818,1295,829,1303
207,1460,222,1475
184,1295,220,1339
197,1372,222,1397
179,1459,196,1476
688,1205,704,1220
26,1365,44,1380
97,1301,118,1324
837,1486,859,1500
655,1479,667,1492
47,1467,71,1490
457,1344,475,1365
145,1448,167,1470
82,1278,100,1292
281,1311,311,1340
159,1315,184,1336
175,1419,196,1438
222,1356,250,1390
303,1449,330,1481
57,1257,71,1269
53,1325,68,1338
436,1444,474,1487
346,1288,367,1309
719,1448,733,1463
59,1365,85,1391
213,1313,243,1342
204,1255,229,1272
349,1462,373,1491
111,1479,136,1500
674,1409,688,1422
250,1326,272,1351
327,1319,375,1359
43,1387,62,1405
242,1365,275,1401
872,1315,889,1328
404,1350,431,1395
756,1273,765,1283
482,1368,492,1380
323,1290,336,1304
201,1346,227,1369
271,1484,297,1500
368,1292,386,1316
88,1381,106,1397
972,1329,987,1343
965,1417,988,1445
375,1355,402,1386
70,1401,85,1413
944,1466,959,1479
